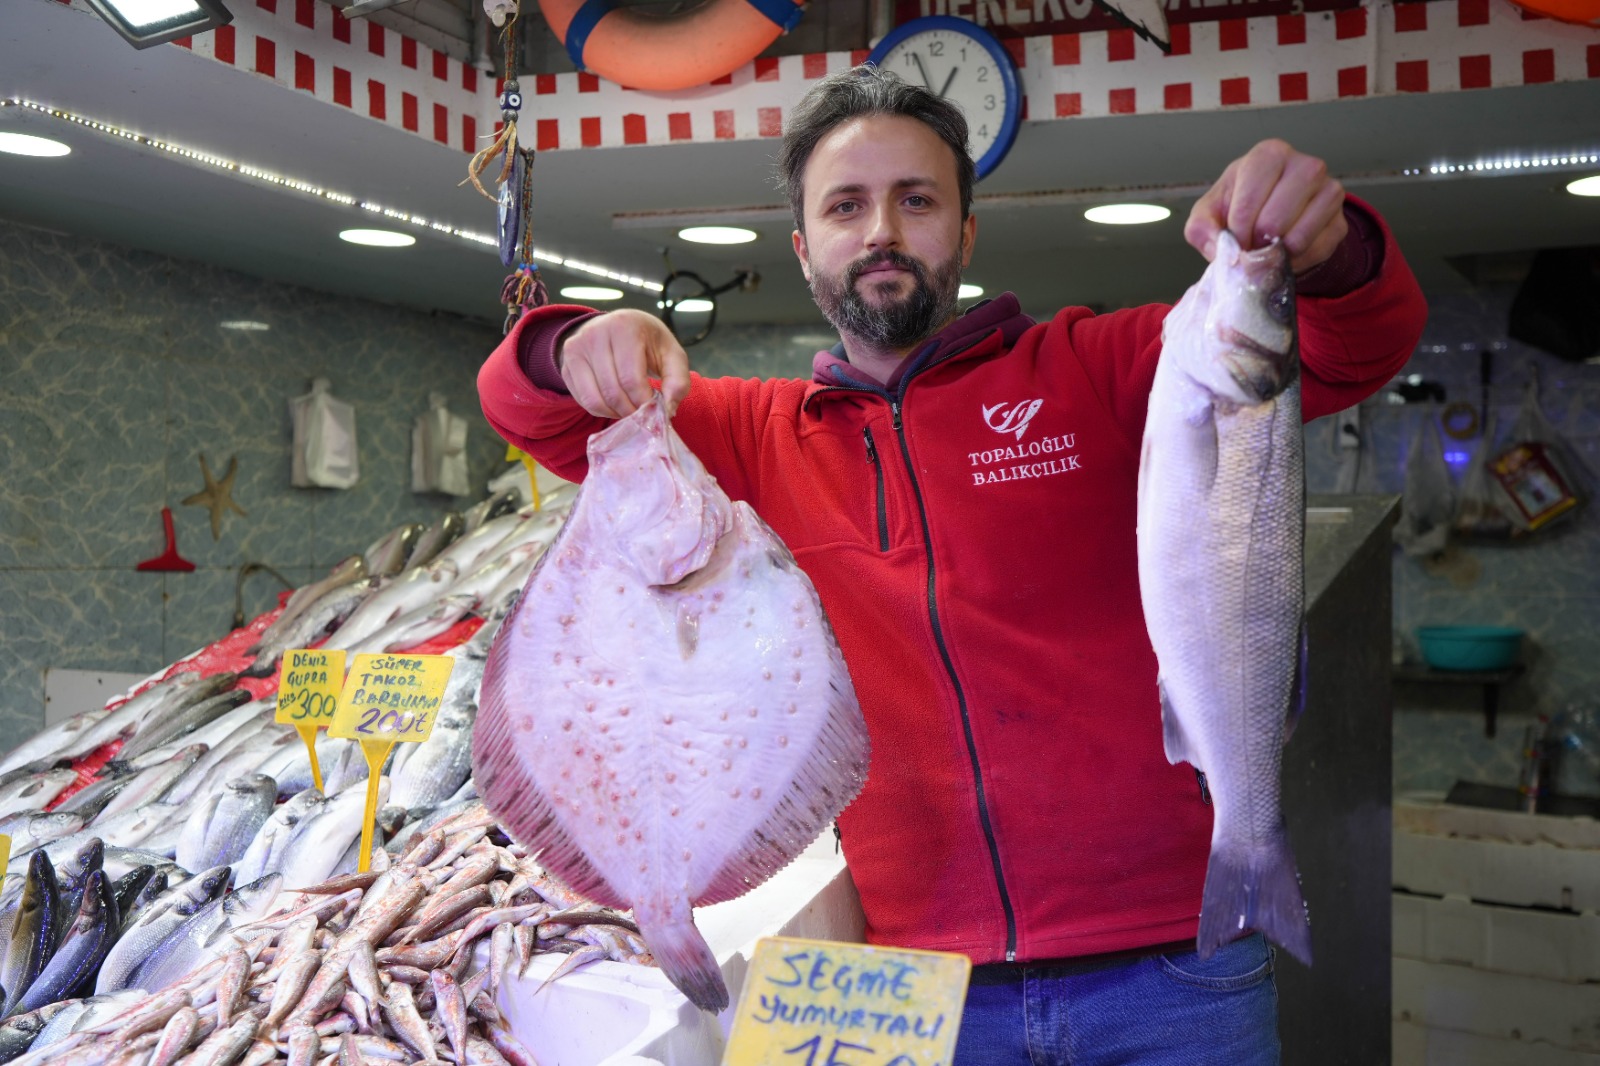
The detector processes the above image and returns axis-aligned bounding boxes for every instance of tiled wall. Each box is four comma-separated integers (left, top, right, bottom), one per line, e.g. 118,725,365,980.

0,219,508,736
4,219,1595,797
1302,287,1600,795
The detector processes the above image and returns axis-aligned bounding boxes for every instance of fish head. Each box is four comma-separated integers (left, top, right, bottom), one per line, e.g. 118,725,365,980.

188,865,234,905
584,395,734,587
1167,230,1298,406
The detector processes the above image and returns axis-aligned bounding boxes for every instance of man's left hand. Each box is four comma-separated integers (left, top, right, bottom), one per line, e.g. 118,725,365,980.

1185,139,1347,276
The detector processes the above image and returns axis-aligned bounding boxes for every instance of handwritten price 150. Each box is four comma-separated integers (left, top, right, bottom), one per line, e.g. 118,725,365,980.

782,1037,917,1066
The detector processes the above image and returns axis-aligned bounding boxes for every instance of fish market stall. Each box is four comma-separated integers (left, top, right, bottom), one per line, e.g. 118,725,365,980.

0,407,876,1066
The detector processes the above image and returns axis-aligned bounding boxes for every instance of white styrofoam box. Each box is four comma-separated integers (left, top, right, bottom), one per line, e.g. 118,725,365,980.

1394,828,1600,911
1397,793,1600,851
42,667,145,726
495,831,866,1066
1393,891,1600,982
1393,957,1600,1053
1395,1021,1600,1066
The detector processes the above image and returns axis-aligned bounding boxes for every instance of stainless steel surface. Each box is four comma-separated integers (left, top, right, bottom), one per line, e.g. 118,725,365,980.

1279,494,1400,1066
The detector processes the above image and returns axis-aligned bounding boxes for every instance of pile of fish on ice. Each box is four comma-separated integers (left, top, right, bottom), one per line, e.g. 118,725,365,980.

0,801,649,1066
0,485,632,1059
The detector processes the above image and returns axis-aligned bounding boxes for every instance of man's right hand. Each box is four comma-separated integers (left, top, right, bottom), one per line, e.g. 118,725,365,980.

557,309,691,419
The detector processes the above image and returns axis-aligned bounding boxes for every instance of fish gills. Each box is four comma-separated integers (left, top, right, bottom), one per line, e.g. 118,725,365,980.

1136,230,1311,965
474,397,870,1013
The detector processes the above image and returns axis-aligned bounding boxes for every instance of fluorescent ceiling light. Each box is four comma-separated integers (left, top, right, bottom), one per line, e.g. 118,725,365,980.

85,0,233,49
1568,175,1600,197
559,286,624,301
958,283,984,299
678,226,757,245
219,320,269,330
0,132,71,157
1084,204,1171,225
673,298,715,313
340,228,416,247
790,333,836,347
3,98,663,293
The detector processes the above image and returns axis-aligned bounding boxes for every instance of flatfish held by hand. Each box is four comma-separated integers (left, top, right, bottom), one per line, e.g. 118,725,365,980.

1137,230,1311,965
474,396,870,1013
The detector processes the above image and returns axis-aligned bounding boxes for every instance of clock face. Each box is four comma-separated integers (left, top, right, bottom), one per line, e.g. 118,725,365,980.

873,23,1019,178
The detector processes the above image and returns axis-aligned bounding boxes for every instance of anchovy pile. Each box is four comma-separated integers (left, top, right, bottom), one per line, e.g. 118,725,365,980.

0,487,618,1051
0,802,650,1066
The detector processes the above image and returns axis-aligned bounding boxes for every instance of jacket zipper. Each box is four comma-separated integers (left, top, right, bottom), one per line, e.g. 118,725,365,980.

862,427,889,552
888,398,1019,962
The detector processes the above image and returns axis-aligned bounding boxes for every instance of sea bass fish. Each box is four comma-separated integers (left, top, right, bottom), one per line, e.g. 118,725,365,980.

1136,230,1311,965
474,396,870,1013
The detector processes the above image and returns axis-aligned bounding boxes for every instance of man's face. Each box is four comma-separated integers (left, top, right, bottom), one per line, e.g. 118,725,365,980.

792,114,977,350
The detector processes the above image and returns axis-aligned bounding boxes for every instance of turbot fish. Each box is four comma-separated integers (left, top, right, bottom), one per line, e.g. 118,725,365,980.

1136,230,1311,964
475,396,870,1012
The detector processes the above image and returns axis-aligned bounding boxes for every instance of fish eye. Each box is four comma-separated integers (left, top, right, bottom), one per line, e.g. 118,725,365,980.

1268,284,1293,323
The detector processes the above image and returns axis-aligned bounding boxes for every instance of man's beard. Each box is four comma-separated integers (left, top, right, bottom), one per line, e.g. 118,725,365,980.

809,248,964,350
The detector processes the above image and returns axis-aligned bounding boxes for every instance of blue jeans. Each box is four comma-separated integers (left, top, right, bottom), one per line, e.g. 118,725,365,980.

950,934,1279,1065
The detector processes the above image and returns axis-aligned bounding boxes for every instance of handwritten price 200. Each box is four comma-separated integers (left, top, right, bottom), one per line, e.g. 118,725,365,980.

355,707,431,736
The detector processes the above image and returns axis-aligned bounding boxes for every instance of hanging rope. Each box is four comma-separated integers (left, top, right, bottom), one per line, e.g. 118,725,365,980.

462,6,525,203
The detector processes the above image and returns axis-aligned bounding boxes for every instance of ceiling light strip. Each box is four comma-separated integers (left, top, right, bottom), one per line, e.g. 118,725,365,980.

0,98,661,293
1401,152,1600,178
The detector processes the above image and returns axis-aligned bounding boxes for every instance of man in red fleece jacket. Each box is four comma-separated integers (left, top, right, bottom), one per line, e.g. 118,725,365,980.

479,65,1426,1065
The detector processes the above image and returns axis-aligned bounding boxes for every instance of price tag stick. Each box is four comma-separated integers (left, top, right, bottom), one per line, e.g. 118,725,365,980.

0,834,10,893
297,725,326,794
276,649,347,798
355,739,395,873
329,652,455,875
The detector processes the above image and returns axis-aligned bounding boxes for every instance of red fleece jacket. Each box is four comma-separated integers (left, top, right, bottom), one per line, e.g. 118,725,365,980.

477,199,1427,964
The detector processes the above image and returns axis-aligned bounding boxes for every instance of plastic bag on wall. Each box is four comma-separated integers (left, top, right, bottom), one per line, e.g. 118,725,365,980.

1394,415,1455,557
1488,372,1584,533
290,378,359,489
412,392,470,496
1454,415,1515,539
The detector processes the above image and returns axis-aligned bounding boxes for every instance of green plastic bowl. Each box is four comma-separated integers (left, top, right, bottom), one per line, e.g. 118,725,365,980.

1416,626,1524,672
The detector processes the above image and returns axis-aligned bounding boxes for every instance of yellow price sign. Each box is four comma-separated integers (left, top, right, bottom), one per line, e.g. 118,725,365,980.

275,649,346,794
329,653,453,743
722,937,970,1066
329,653,455,872
276,649,346,726
0,834,9,892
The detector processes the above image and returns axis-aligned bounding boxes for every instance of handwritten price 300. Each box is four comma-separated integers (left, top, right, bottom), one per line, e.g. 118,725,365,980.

283,689,338,722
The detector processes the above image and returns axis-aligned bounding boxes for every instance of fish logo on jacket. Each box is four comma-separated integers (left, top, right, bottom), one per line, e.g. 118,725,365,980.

982,399,1044,441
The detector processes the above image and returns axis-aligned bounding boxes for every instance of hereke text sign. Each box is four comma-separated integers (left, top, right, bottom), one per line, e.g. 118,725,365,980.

896,0,1364,38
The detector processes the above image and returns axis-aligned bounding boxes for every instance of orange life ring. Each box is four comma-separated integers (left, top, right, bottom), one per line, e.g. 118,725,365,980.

539,0,806,92
1506,0,1600,24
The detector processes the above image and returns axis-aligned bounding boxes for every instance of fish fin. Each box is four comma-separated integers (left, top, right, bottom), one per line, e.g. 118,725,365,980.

1283,624,1308,745
1197,830,1312,968
472,650,623,909
1157,677,1195,767
635,913,728,1014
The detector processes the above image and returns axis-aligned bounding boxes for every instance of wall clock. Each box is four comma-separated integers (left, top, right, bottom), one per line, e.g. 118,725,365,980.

867,16,1022,180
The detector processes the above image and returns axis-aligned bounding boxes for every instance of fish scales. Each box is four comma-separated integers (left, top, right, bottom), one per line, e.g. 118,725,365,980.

474,396,870,1013
1136,230,1312,965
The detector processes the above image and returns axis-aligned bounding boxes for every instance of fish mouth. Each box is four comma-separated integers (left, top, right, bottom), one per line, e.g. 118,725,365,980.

1221,326,1295,401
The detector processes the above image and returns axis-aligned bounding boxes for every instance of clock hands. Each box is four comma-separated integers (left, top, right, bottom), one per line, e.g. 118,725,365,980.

911,52,934,91
937,66,958,98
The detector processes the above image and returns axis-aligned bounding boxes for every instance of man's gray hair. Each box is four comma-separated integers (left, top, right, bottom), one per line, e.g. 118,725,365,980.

777,64,976,233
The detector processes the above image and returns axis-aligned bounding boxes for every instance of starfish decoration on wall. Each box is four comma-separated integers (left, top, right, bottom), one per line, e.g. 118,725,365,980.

182,452,248,541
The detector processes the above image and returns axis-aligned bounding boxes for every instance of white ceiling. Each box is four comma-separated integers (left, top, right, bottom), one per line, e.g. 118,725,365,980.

3,0,1599,333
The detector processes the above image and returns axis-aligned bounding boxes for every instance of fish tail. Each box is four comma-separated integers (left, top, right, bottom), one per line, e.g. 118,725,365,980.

638,913,728,1014
1198,831,1312,967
